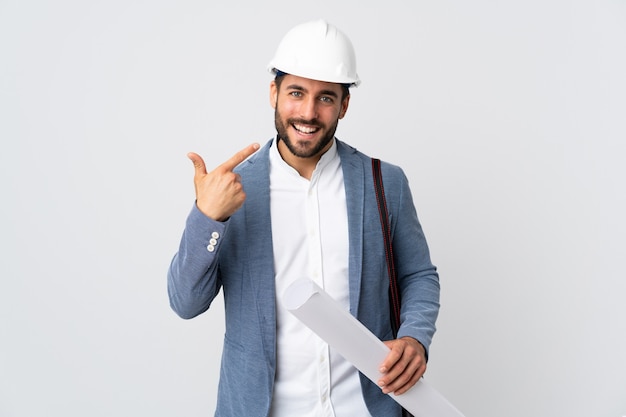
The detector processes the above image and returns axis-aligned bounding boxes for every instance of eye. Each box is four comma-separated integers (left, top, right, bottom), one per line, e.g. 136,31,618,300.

289,91,303,97
319,96,334,103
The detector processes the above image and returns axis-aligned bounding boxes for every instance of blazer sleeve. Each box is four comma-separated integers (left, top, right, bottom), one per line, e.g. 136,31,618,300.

387,167,441,357
167,203,227,319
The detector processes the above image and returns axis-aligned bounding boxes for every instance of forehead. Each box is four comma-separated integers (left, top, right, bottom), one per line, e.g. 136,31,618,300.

279,74,344,95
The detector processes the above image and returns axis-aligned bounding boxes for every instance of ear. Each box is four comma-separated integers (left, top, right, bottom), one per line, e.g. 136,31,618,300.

269,81,278,109
338,94,350,119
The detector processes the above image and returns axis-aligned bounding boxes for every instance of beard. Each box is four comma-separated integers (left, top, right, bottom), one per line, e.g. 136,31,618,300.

274,108,339,159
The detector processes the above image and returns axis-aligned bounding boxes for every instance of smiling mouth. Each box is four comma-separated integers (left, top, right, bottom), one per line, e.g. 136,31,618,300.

292,123,320,135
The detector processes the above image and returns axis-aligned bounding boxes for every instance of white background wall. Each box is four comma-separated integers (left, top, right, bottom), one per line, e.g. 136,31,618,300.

1,1,625,416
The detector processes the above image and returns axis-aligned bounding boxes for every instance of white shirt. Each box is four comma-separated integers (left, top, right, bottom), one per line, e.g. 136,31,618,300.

268,139,372,417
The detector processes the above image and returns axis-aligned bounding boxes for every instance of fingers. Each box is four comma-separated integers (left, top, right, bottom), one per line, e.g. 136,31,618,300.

379,340,403,374
218,143,260,172
378,337,427,395
186,143,260,222
383,357,424,395
188,143,260,176
187,152,207,176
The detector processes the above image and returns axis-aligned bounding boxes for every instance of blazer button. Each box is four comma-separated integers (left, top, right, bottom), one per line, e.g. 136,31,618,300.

207,244,215,252
211,231,220,239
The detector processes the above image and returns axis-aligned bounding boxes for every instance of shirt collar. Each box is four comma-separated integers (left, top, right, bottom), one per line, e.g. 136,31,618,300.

270,137,338,180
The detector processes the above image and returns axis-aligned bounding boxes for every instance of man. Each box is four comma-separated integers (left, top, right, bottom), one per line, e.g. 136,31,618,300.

168,19,440,417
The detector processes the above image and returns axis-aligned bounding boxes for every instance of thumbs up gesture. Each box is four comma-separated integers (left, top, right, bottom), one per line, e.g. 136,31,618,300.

187,143,260,221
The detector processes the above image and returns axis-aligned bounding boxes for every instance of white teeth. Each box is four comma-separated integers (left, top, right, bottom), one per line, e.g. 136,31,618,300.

294,124,318,134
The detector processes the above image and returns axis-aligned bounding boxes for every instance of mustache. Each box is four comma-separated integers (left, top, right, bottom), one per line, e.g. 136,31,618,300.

287,118,324,128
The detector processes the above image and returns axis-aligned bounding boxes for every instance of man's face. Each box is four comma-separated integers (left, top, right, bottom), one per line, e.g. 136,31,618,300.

270,74,350,160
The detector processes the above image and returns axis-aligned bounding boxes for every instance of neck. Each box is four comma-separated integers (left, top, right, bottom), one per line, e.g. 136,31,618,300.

276,137,330,180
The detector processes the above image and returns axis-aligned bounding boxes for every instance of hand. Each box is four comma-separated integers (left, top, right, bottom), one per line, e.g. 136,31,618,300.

188,143,260,221
378,337,427,395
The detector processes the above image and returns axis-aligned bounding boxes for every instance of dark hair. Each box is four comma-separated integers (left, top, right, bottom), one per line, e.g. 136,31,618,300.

274,71,350,102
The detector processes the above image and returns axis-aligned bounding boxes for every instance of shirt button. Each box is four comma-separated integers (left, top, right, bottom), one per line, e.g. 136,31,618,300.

207,244,215,252
211,232,220,239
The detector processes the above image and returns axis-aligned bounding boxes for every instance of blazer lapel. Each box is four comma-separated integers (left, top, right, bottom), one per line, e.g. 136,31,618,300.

240,141,277,363
337,141,365,317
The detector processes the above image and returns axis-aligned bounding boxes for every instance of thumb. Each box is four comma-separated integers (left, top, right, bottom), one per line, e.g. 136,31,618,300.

187,152,207,176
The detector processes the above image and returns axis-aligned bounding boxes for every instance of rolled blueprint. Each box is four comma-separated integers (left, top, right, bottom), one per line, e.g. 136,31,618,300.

283,278,465,417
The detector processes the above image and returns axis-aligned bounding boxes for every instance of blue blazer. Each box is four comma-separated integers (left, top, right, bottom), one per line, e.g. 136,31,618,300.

168,138,440,417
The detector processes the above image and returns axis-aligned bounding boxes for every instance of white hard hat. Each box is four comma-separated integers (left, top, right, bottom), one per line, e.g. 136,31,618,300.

267,19,361,87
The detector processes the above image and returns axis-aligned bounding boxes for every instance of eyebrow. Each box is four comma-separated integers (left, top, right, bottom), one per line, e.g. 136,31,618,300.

285,84,339,98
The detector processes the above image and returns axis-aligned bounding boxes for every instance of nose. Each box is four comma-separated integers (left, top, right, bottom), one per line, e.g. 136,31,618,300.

299,96,318,120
